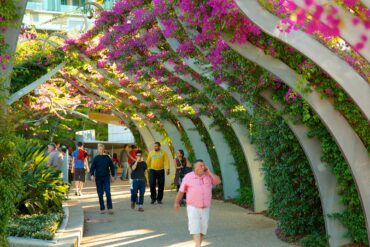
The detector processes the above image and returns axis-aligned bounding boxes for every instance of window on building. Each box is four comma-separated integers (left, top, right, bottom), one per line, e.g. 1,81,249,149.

32,14,39,22
72,0,82,6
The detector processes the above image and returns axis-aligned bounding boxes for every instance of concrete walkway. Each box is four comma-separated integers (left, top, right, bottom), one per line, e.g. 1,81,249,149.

71,180,293,247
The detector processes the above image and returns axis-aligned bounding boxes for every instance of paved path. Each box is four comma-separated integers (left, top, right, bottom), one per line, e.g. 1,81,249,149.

71,180,294,247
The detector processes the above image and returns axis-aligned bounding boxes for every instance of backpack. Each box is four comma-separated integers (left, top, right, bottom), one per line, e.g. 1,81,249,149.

77,149,87,161
180,165,192,178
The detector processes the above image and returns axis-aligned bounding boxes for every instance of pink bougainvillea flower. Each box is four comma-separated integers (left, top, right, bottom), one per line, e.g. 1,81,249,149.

343,0,357,7
352,17,360,26
283,0,297,11
304,0,314,6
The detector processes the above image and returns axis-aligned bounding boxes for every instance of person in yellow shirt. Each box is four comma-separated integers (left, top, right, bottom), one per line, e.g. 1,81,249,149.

146,142,170,204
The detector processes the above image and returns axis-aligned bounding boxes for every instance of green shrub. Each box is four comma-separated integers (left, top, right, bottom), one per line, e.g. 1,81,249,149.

272,85,368,245
251,104,326,239
15,140,69,214
299,232,329,247
237,186,253,206
0,132,23,246
7,212,64,240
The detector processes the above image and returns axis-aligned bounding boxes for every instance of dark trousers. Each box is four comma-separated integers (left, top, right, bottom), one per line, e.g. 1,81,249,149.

68,170,73,184
149,169,165,202
177,182,186,200
131,179,146,205
95,176,112,210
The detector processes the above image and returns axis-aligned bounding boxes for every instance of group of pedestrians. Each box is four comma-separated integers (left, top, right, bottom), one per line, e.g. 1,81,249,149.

47,141,90,196
86,141,221,247
49,140,221,247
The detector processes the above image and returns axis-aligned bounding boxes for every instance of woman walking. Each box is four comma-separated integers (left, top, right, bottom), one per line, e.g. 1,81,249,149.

174,150,192,206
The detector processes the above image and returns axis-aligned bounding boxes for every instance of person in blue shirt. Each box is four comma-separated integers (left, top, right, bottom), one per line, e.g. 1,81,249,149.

72,142,87,196
90,144,115,214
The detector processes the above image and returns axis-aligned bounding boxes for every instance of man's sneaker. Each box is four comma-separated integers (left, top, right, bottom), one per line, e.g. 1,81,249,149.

131,202,135,209
150,200,156,204
108,209,114,215
100,210,106,214
78,191,83,196
157,201,162,204
138,207,144,212
75,191,78,196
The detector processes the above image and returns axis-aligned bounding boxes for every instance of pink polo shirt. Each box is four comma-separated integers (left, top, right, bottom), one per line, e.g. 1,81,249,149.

179,171,217,208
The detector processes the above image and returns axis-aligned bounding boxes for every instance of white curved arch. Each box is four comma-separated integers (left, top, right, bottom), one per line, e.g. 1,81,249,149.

150,35,269,209
234,0,370,121
223,34,370,239
292,0,370,61
67,75,155,152
260,90,349,246
82,54,204,168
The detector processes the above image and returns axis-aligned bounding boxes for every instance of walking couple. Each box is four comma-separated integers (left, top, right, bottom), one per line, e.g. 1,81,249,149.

130,141,170,212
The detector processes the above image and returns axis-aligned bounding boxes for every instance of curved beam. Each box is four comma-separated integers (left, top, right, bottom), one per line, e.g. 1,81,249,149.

172,13,273,211
362,0,370,9
7,62,66,105
67,75,155,152
144,120,175,189
293,0,370,61
74,70,179,189
175,116,213,170
198,113,240,199
260,90,349,246
164,16,350,240
79,54,204,173
145,65,241,198
234,0,370,121
120,45,239,197
223,34,370,239
149,42,267,208
162,120,187,154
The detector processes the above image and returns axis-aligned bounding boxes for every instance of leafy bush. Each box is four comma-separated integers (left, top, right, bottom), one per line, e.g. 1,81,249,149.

7,212,64,240
11,39,65,94
0,132,23,246
299,232,329,247
237,186,253,206
15,140,69,214
251,104,326,240
272,85,368,245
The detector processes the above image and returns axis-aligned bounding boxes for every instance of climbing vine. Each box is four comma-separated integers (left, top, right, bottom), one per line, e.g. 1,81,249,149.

250,102,326,244
171,119,196,163
273,85,368,245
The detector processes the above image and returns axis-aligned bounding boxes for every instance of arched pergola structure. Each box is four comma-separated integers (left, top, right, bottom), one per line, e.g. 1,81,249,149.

2,0,369,246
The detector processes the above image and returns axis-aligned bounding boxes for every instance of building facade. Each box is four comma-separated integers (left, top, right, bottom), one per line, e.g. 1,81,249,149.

23,0,116,32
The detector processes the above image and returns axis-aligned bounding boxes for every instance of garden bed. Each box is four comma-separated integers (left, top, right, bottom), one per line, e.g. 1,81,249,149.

7,211,64,240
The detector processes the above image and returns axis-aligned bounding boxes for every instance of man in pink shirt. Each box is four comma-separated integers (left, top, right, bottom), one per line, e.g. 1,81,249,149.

174,159,221,247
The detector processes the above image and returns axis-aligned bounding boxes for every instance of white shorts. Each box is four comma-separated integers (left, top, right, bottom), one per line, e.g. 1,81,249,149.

186,205,210,235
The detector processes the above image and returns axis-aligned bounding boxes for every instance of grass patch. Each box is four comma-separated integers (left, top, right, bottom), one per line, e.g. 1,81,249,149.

7,212,64,240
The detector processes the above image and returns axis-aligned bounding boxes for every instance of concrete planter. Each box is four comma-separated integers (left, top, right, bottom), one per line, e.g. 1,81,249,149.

8,204,84,247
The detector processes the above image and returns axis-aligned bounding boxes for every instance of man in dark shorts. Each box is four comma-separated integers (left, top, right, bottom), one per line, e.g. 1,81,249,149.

72,142,87,196
130,150,147,212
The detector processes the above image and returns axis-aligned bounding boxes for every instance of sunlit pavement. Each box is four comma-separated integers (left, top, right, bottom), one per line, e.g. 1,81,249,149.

69,180,293,247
